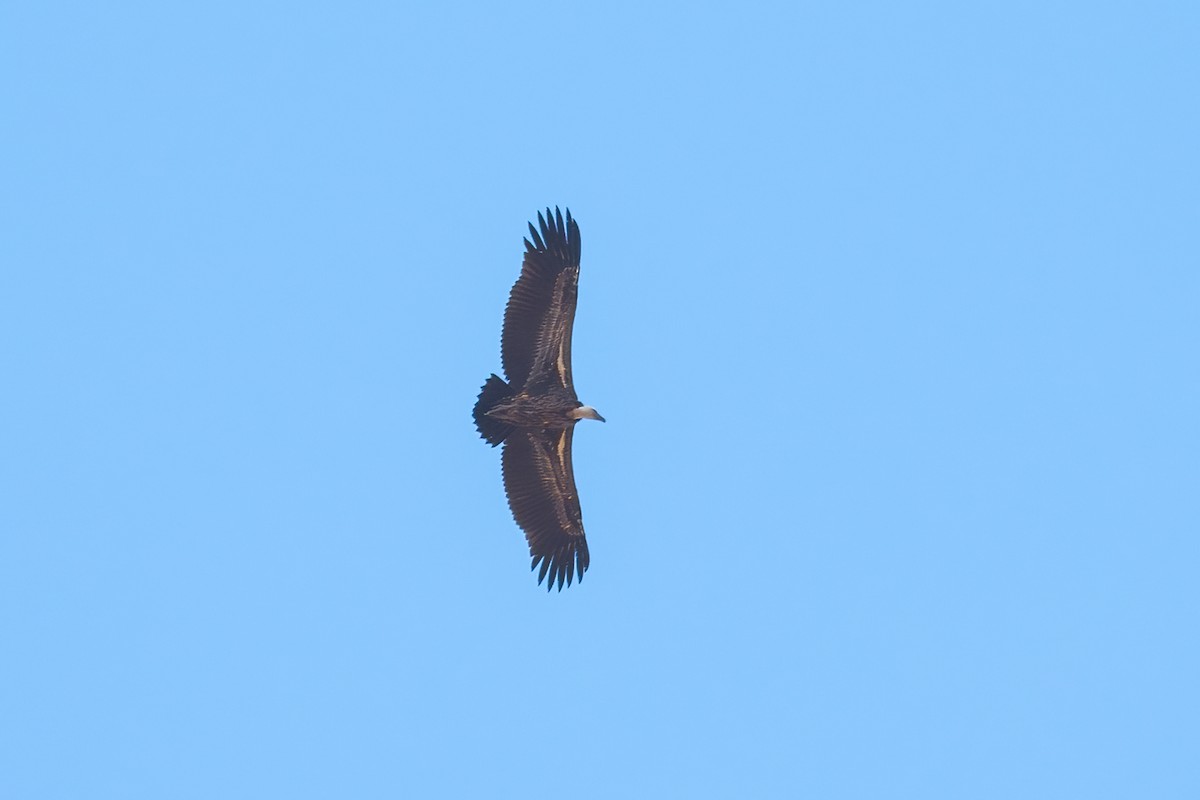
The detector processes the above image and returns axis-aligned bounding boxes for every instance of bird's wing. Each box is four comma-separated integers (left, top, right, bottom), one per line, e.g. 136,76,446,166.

501,207,581,390
501,426,590,590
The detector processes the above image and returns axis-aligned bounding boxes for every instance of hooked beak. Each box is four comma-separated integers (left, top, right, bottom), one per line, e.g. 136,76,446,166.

573,405,605,423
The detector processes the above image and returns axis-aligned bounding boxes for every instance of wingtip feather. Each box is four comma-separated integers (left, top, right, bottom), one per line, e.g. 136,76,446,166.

527,222,544,251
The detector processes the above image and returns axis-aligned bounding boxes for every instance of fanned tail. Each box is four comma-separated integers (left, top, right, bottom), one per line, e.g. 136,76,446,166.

473,374,514,446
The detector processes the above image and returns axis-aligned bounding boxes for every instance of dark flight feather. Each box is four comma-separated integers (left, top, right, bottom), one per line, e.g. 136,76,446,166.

501,207,581,389
502,428,590,590
473,374,513,446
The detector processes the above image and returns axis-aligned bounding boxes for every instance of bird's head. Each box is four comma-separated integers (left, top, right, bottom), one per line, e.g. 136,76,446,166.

572,405,606,423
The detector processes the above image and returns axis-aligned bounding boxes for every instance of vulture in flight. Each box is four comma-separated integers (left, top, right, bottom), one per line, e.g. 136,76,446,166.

473,207,604,591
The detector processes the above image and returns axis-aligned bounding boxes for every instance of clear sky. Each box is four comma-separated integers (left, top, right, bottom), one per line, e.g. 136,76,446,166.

2,2,1197,797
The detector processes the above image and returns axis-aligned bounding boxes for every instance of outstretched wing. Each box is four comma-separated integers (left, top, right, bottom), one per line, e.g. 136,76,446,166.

501,426,590,591
501,207,581,391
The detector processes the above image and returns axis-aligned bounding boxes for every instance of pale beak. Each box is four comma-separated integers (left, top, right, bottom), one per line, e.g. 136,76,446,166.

572,405,606,423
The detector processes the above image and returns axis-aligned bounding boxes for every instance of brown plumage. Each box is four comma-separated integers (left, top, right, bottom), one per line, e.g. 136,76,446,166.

473,207,605,591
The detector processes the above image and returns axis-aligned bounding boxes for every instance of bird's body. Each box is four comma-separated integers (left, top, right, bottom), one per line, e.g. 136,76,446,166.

473,207,603,590
486,390,599,430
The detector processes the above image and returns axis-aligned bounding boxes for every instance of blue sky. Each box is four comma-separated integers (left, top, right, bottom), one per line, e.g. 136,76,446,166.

2,1,1197,797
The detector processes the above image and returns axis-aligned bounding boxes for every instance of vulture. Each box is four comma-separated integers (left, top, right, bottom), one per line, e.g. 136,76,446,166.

473,207,604,591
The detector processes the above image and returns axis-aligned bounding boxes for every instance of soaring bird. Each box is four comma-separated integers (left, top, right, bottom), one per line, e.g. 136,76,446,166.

473,207,604,591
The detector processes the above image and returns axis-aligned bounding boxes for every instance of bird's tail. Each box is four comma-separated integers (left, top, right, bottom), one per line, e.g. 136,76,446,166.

473,374,514,446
